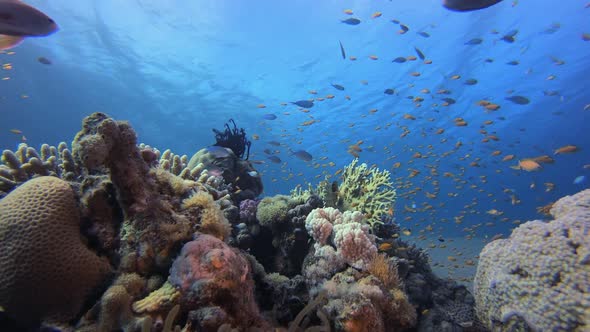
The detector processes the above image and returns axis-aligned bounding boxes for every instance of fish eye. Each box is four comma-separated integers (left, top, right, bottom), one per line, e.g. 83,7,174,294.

47,18,55,23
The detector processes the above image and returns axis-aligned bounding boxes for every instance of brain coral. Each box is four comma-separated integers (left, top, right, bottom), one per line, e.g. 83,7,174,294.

474,189,590,331
0,176,111,324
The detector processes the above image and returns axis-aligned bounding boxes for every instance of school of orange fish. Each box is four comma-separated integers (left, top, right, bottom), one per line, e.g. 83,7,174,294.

246,4,589,283
1,3,589,284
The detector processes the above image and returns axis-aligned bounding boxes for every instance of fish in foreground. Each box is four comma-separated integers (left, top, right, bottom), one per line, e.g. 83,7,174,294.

0,0,58,50
443,0,503,11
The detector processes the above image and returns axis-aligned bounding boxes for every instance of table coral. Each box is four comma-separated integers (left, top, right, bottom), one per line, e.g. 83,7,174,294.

474,189,590,331
0,176,111,325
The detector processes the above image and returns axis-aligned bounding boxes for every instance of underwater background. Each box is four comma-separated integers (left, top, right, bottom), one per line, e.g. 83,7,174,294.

1,0,590,284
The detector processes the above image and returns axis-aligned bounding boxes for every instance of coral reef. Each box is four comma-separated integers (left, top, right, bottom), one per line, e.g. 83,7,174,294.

474,189,590,331
296,159,396,228
0,113,488,332
0,176,111,325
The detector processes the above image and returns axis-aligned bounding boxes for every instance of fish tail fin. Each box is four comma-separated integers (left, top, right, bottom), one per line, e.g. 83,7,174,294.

0,35,25,50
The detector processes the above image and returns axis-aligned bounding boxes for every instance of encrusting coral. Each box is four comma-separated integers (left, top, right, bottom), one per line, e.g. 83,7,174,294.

0,176,111,325
474,189,590,331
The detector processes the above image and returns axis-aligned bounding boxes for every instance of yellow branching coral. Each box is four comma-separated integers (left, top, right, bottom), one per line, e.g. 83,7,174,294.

337,159,396,227
132,281,180,314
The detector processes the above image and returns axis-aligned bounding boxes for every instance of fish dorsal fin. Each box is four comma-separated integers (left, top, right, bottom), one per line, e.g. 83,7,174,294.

0,34,24,50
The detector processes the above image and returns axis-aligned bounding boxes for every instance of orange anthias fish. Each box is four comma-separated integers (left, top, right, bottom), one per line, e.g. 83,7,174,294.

514,159,541,171
0,0,58,50
554,145,579,155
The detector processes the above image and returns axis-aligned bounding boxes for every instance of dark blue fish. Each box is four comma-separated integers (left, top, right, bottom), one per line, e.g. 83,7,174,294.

414,46,425,60
263,149,273,155
392,57,407,63
0,0,59,50
37,56,51,65
464,78,478,85
341,18,361,25
292,100,314,108
339,40,346,59
268,141,281,146
384,88,395,95
391,19,400,24
267,156,282,164
263,114,277,120
442,98,456,105
465,38,483,45
417,31,430,38
506,60,519,66
206,146,231,158
484,58,494,63
292,150,313,162
443,0,503,12
501,30,518,43
400,24,409,32
505,95,530,105
331,83,345,91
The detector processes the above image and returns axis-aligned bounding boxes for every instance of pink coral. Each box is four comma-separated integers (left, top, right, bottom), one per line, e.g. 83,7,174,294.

333,211,377,270
305,206,340,245
168,233,269,330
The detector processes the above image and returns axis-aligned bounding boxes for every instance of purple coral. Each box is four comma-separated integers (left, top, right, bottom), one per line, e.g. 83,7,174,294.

239,199,259,223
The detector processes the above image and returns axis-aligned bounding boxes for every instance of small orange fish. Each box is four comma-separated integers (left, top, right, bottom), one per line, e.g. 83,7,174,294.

450,74,461,80
410,72,421,77
502,154,515,162
378,242,392,251
343,9,354,15
349,56,357,61
256,104,266,108
252,134,260,140
423,59,432,64
369,55,378,60
371,12,382,18
485,103,501,111
517,159,541,171
9,129,22,134
403,114,416,120
554,145,579,154
406,55,417,61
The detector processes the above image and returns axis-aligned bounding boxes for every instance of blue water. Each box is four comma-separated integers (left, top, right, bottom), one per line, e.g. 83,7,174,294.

1,0,589,244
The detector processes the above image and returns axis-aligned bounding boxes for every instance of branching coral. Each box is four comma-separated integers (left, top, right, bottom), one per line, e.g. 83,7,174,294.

0,141,80,196
336,159,396,227
295,159,396,228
